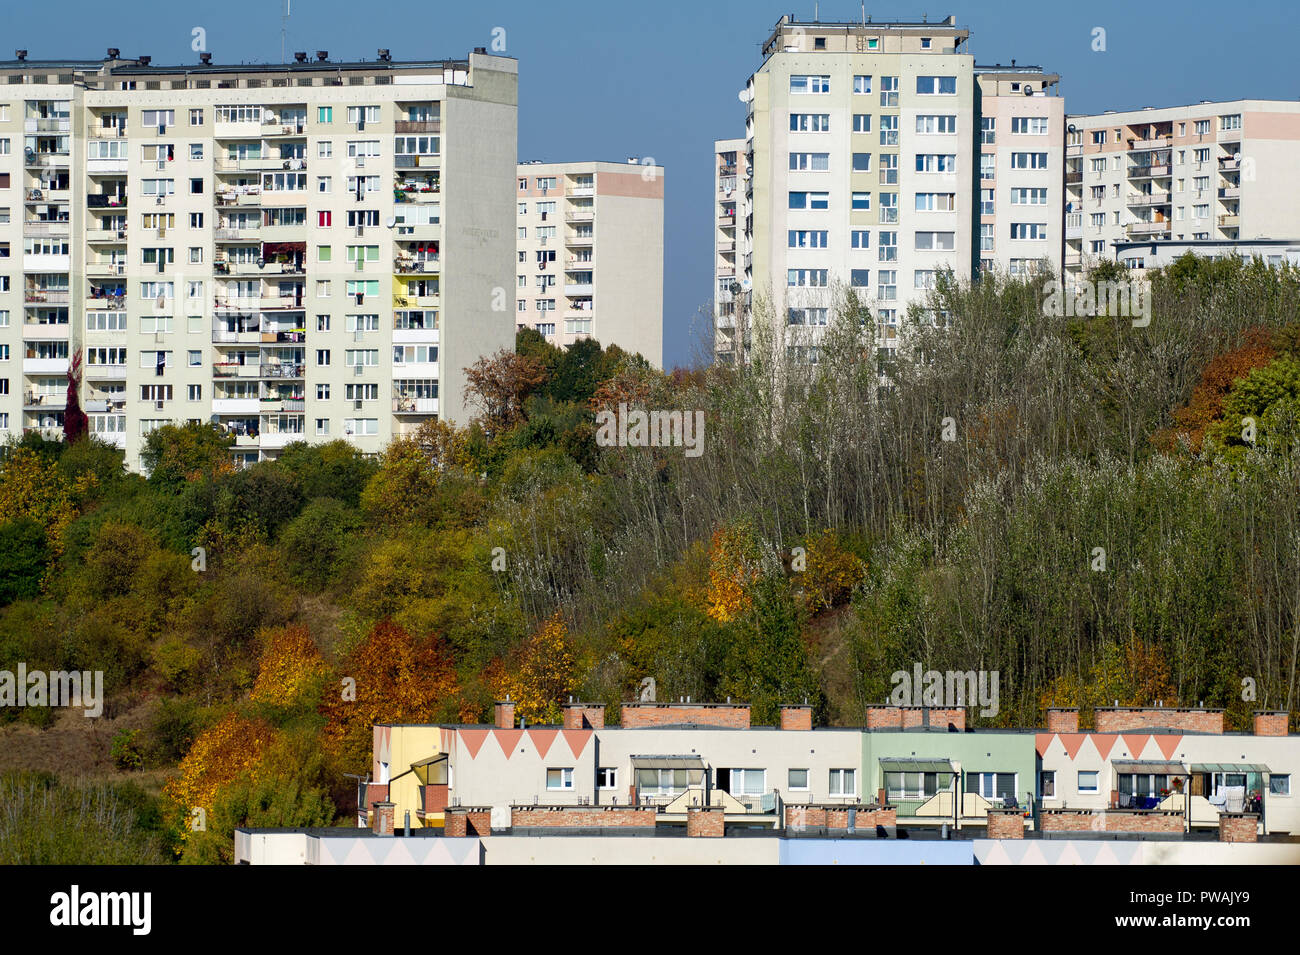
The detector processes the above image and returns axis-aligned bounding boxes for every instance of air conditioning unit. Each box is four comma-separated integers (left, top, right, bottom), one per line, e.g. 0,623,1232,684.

156,195,165,205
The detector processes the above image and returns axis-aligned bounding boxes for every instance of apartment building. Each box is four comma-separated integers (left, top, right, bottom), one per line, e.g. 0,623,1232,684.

515,159,663,367
974,64,1064,281
361,700,1297,839
738,16,977,364
0,48,517,471
713,138,748,364
1064,99,1300,281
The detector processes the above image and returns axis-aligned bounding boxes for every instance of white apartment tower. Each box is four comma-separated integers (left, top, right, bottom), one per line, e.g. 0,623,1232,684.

0,48,517,471
740,16,976,362
1064,100,1300,279
713,137,748,363
515,159,664,367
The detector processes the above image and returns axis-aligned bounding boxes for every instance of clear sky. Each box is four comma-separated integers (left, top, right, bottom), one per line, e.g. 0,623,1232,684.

3,0,1297,368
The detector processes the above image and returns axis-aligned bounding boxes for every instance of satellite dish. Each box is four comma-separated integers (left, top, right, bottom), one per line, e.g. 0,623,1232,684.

1067,124,1077,133
1023,86,1034,96
256,257,265,268
385,216,396,228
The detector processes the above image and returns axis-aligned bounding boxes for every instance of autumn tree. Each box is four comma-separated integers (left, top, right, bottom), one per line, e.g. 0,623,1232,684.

486,613,577,724
704,523,763,623
63,349,89,444
139,422,235,489
463,348,548,437
250,625,326,706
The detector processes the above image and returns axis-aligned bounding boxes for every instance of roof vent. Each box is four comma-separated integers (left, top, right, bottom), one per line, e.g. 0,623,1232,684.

15,50,26,61
315,50,328,61
377,49,391,61
106,48,120,59
294,51,307,63
199,53,212,65
137,55,151,66
473,46,487,55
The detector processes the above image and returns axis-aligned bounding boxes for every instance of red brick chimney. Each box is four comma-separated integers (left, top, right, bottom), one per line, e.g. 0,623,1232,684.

1253,711,1289,736
371,801,395,837
494,699,516,729
779,704,813,730
1046,708,1079,734
562,702,606,729
865,705,903,729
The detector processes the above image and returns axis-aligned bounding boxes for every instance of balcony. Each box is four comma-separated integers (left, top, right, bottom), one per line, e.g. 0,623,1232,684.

568,184,595,197
216,187,263,207
262,121,307,137
1065,214,1082,240
1065,169,1083,185
21,322,71,340
1127,192,1172,207
1219,157,1241,172
260,363,305,379
1064,252,1082,269
259,296,306,311
215,157,283,173
1127,220,1170,236
395,257,440,274
24,393,67,411
24,152,69,169
258,429,305,449
215,226,261,241
86,194,128,209
394,154,440,170
565,211,595,224
393,396,438,414
395,119,441,134
564,283,594,296
23,289,69,305
1218,186,1241,200
85,228,129,243
23,357,70,375
1219,214,1241,228
211,327,263,344
85,364,126,380
27,188,70,204
26,118,71,134
212,398,261,414
717,212,737,226
1126,135,1172,152
259,397,306,413
86,261,127,278
213,362,263,379
23,220,70,236
1128,164,1171,179
89,125,128,139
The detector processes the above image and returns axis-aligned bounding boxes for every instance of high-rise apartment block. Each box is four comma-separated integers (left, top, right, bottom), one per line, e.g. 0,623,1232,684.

713,138,748,364
515,159,664,366
1064,100,1300,280
724,16,1063,363
0,49,517,471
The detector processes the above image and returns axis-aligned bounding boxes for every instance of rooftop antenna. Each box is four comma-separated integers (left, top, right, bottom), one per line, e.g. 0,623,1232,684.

861,2,865,25
281,0,290,65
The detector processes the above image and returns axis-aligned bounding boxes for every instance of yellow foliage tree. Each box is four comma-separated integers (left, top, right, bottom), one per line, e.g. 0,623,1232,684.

162,713,277,848
487,614,577,724
0,447,94,555
801,530,866,613
704,524,761,622
1038,634,1179,723
251,625,326,706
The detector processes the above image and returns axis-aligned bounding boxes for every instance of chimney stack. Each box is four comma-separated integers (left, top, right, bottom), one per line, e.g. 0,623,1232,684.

371,801,395,837
494,699,516,729
198,53,212,65
1253,711,1289,736
779,704,813,731
1046,708,1079,734
315,50,329,61
294,51,307,63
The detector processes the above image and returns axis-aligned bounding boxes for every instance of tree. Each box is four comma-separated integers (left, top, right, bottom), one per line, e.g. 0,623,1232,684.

463,348,548,437
139,422,235,488
63,349,89,444
0,446,88,555
0,518,49,604
486,613,577,724
278,498,362,590
250,625,326,706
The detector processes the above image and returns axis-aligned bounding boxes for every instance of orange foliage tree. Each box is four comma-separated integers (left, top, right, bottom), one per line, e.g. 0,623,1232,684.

1037,634,1179,722
800,530,866,613
704,523,762,622
162,713,277,848
250,625,326,706
486,614,577,724
462,348,548,437
319,620,463,771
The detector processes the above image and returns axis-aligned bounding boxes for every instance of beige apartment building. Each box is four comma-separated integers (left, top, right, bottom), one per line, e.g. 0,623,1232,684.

515,159,663,367
739,16,977,363
713,138,748,363
0,48,517,471
1064,99,1300,281
975,64,1064,281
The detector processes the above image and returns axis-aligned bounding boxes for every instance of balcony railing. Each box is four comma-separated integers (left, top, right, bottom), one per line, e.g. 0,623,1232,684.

23,289,70,304
393,396,438,413
1128,164,1171,179
1127,192,1172,207
1218,214,1241,228
395,119,441,134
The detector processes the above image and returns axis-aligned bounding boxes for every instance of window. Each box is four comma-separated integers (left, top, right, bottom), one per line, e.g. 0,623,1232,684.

915,154,956,173
1011,187,1048,205
788,152,829,171
920,37,931,49
346,105,381,125
879,153,898,184
850,269,870,287
853,75,871,94
915,231,955,250
829,769,856,796
980,223,994,251
915,192,956,212
879,114,898,146
880,76,898,107
980,188,994,215
189,177,204,195
878,231,897,261
851,230,870,249
597,768,619,790
318,106,333,123
346,383,379,400
966,772,1018,805
1193,204,1209,219
315,383,330,399
916,114,956,134
790,75,831,94
344,418,379,436
1220,114,1242,131
1078,771,1099,794
316,349,330,366
1010,222,1048,240
851,192,871,210
141,109,175,128
853,114,871,133
787,269,828,287
877,270,896,300
315,419,329,436
1040,771,1056,798
718,769,765,796
215,105,260,123
789,113,830,132
885,771,949,800
189,109,204,126
916,75,956,95
788,191,829,210
189,212,204,228
345,348,380,367
187,383,202,401
879,192,898,222
788,769,809,790
1269,775,1290,796
1010,152,1049,170
851,153,872,172
980,117,995,144
1011,116,1049,135
317,141,333,159
914,270,936,289
546,768,574,790
189,143,203,160
787,230,829,248
787,308,828,326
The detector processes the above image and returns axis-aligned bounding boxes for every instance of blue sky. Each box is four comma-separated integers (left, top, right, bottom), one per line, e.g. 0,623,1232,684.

3,1,1297,367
